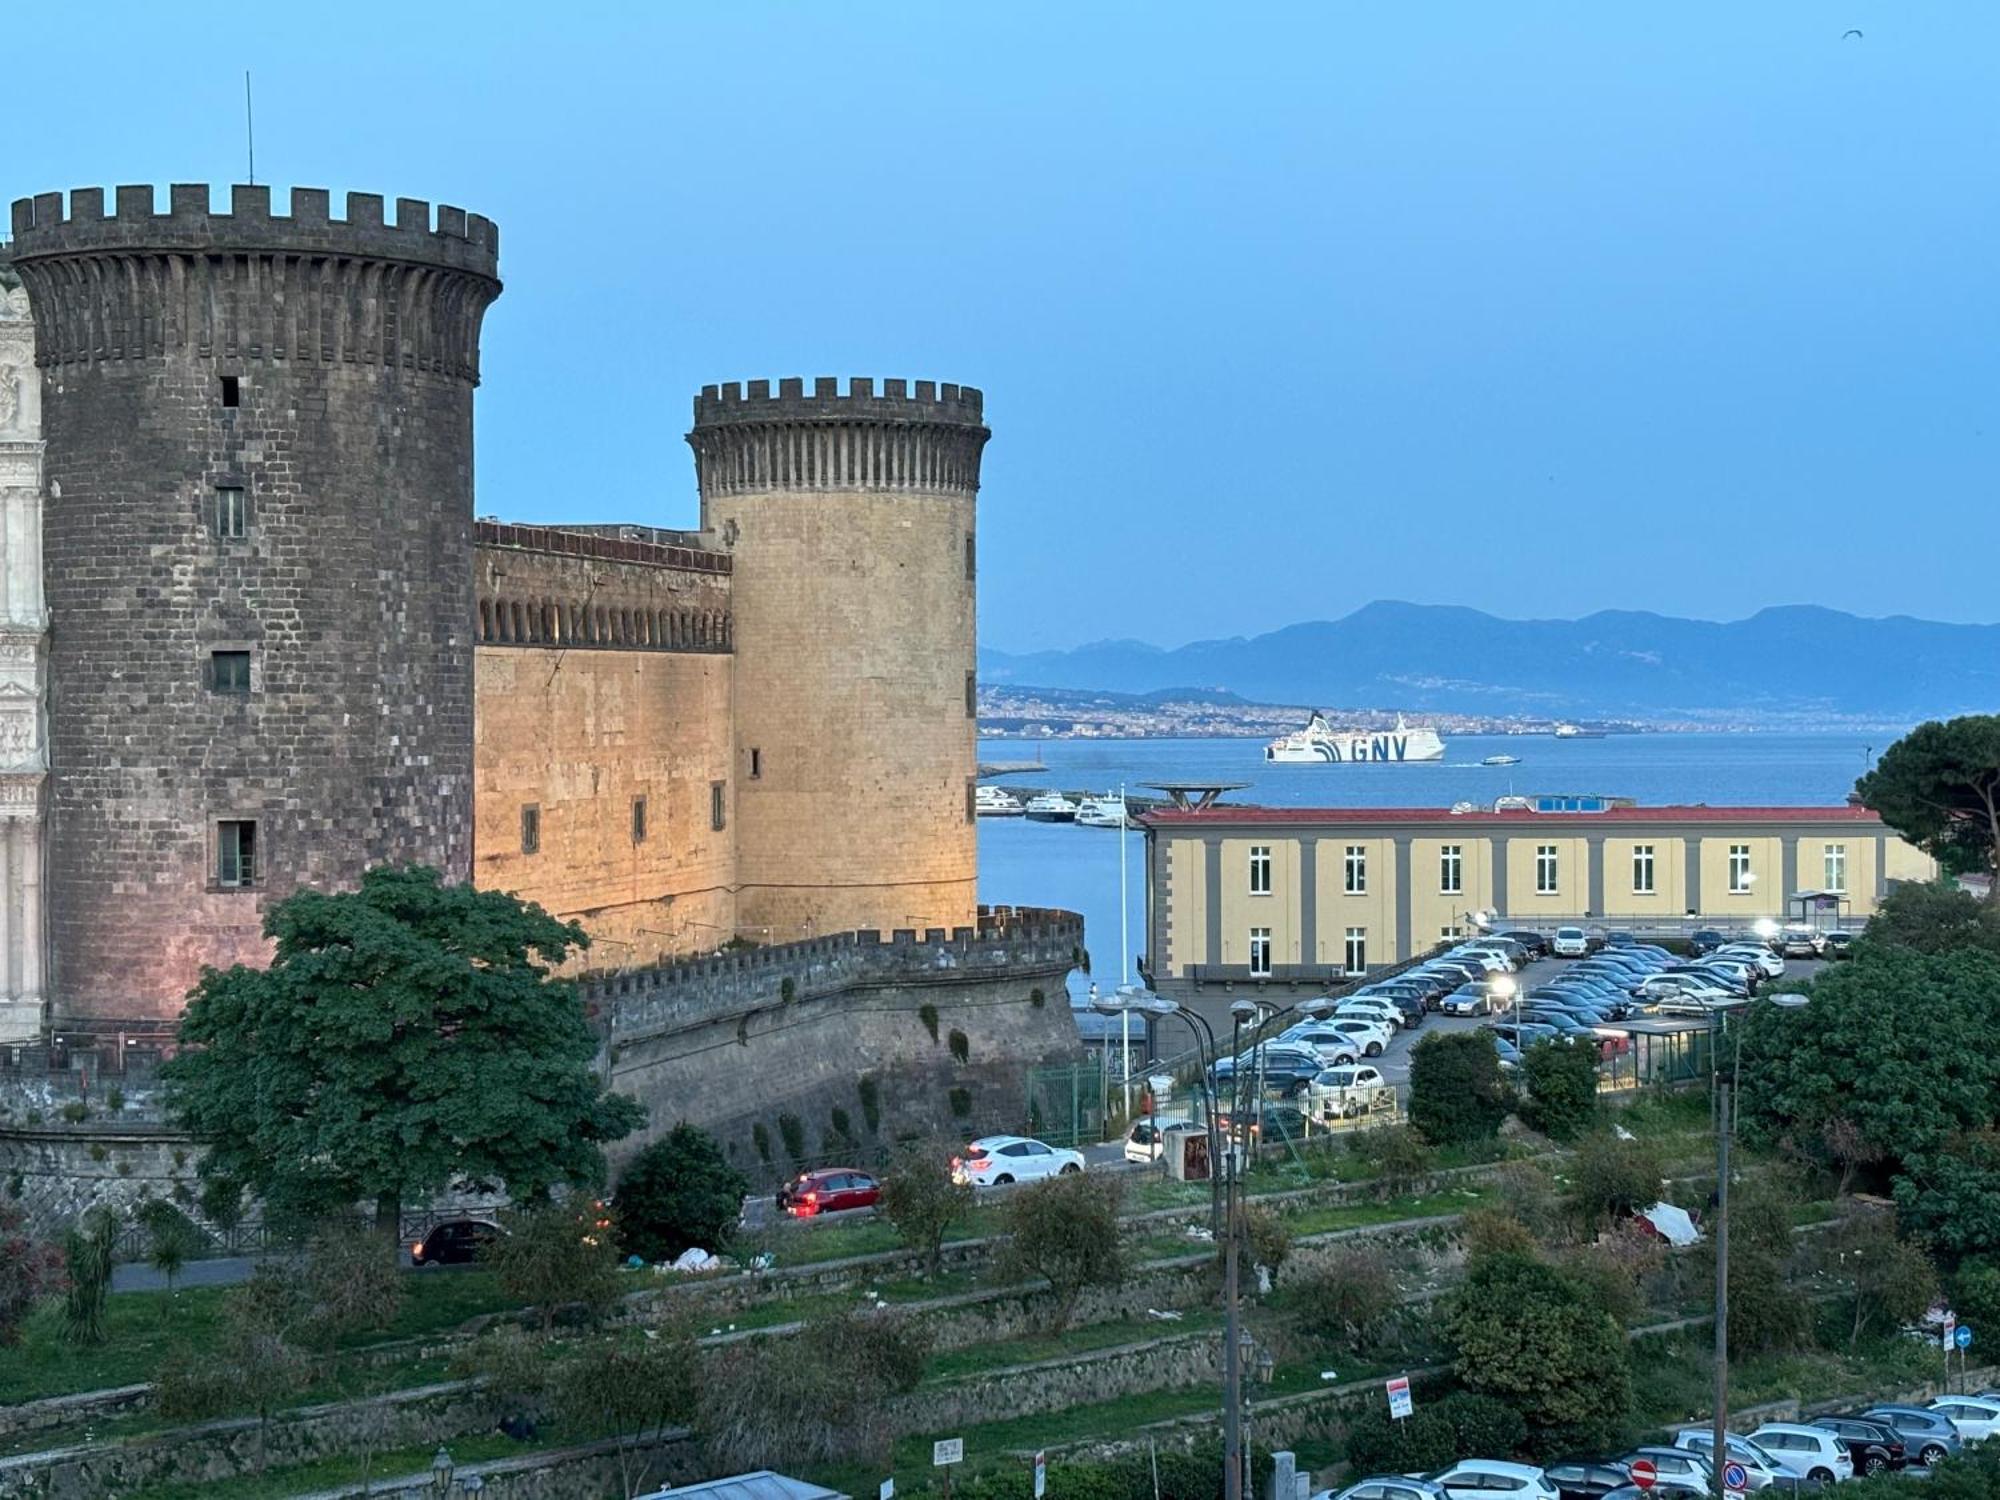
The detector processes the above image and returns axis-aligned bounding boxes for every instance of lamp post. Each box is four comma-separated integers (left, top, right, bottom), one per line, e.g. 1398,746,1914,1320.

430,1446,454,1495
1490,972,1518,1058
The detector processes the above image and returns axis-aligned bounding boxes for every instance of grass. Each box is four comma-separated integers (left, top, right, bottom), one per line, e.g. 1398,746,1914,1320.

125,1429,536,1499
1629,1325,1943,1433
923,1309,1226,1382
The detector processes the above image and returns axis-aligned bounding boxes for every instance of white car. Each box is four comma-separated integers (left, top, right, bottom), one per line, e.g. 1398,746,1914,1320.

1716,945,1785,979
1307,1064,1387,1119
1552,926,1589,957
1454,943,1520,971
1282,1026,1364,1065
1930,1396,2000,1442
1318,1017,1395,1057
951,1135,1085,1187
1748,1424,1855,1482
1429,1461,1559,1500
1671,1429,1786,1489
1123,1117,1195,1164
1336,998,1409,1031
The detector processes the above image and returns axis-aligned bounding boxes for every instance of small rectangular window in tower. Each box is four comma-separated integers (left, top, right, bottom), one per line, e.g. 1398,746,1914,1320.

219,375,240,408
964,533,976,580
216,486,247,540
209,649,251,695
966,777,977,824
749,748,762,780
631,796,647,845
711,781,727,832
216,820,257,888
521,804,540,856
965,671,977,718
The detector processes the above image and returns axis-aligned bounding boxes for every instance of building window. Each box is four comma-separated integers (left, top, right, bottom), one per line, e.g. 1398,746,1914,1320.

1344,927,1368,975
1439,844,1463,895
631,796,647,845
216,820,257,888
219,375,240,408
1824,843,1847,893
1248,845,1272,896
1247,927,1272,977
1344,845,1367,894
1632,844,1656,894
1728,844,1753,894
711,781,727,831
520,805,540,855
216,486,247,540
749,748,762,780
965,671,977,718
966,777,977,824
1439,924,1464,940
1535,844,1559,895
209,649,251,695
964,533,976,580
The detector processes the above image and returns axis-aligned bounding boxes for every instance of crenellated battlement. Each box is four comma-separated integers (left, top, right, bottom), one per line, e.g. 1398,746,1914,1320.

688,376,989,498
9,185,498,279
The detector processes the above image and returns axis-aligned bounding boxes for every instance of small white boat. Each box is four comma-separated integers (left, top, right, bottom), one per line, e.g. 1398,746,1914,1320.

1075,794,1129,828
1553,722,1606,739
1022,792,1079,823
1481,754,1522,767
975,785,1024,817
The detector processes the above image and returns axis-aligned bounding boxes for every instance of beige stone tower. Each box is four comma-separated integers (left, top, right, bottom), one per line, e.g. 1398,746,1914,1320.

689,377,988,941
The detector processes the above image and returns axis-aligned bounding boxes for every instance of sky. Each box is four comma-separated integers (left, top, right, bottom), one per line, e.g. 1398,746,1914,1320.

10,4,1997,651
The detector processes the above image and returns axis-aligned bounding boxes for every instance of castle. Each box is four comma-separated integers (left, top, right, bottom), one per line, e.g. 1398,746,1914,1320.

0,183,1005,1044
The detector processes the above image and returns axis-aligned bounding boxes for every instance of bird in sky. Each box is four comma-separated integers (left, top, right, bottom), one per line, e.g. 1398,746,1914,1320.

1842,28,1864,39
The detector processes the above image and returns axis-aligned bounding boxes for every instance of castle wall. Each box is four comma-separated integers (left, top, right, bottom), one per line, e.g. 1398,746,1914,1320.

9,186,499,1026
473,524,738,971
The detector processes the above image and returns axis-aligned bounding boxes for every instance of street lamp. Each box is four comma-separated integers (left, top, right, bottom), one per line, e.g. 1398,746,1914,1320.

430,1447,455,1495
1490,973,1519,1057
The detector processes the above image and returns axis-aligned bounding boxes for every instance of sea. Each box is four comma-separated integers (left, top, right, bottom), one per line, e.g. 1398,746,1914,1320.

975,731,1882,1002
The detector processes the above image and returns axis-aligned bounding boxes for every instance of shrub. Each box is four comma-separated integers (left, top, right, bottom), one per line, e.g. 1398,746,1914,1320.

777,1112,806,1162
1951,1258,2000,1336
1460,1207,1541,1260
829,1107,854,1142
106,1088,126,1112
136,1199,206,1303
1294,1245,1398,1348
780,976,796,1004
1029,986,1046,1009
751,1122,772,1163
1435,1390,1529,1458
486,1201,626,1332
948,1087,973,1118
1519,1039,1600,1140
551,1329,702,1496
298,1219,404,1346
88,1144,107,1163
1352,1124,1437,1197
996,1172,1125,1331
615,1124,749,1264
1345,1406,1457,1474
1560,1221,1664,1328
1409,1031,1511,1145
0,1201,64,1347
857,1077,882,1134
878,1139,972,1274
60,1209,118,1346
5,1172,21,1199
1563,1132,1666,1232
60,1101,89,1124
1242,1205,1291,1284
918,1003,940,1042
948,1028,970,1064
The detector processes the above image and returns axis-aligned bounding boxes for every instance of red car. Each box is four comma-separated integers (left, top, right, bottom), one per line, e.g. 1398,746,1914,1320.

776,1168,880,1218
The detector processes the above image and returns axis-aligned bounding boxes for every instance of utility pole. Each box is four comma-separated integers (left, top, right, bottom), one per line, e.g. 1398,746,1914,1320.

1223,1010,1246,1500
1710,1079,1731,1499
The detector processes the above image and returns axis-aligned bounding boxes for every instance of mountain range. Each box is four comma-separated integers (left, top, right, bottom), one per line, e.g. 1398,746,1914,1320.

977,603,2000,724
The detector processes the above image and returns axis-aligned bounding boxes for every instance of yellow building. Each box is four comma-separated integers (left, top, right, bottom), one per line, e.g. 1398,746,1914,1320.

1140,798,1934,997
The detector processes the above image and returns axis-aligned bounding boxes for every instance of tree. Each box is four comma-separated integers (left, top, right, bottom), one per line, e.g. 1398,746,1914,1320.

486,1200,627,1332
162,866,645,1239
1559,1221,1665,1329
60,1208,118,1346
136,1199,205,1305
1862,881,2000,959
153,1266,308,1468
995,1172,1126,1332
1293,1245,1399,1349
1857,716,2000,894
551,1331,701,1499
614,1124,749,1264
1562,1132,1665,1234
1409,1031,1512,1146
1893,1130,2000,1264
298,1219,405,1347
1519,1040,1600,1141
1443,1249,1631,1454
1830,1206,1938,1347
0,1201,64,1346
877,1139,973,1275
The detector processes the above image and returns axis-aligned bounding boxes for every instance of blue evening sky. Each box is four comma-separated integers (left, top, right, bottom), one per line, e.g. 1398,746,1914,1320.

11,4,1996,650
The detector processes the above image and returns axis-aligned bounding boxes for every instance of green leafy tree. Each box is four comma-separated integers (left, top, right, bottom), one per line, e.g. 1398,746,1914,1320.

995,1171,1126,1332
1953,1259,2000,1339
1861,881,2000,959
162,866,644,1238
1344,1406,1458,1474
60,1208,118,1346
1443,1249,1631,1454
1520,1039,1600,1140
1562,1132,1665,1234
876,1138,972,1275
614,1124,748,1264
1857,716,2000,892
0,1201,64,1346
485,1200,627,1333
1894,1130,2000,1263
1829,1206,1938,1346
1409,1031,1512,1146
136,1199,205,1305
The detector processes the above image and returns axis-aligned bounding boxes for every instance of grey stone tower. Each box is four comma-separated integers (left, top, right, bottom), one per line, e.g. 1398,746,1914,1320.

8,184,501,1027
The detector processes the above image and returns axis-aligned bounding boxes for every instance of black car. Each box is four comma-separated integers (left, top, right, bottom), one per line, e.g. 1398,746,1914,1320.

1545,1462,1633,1500
1604,930,1639,947
1688,928,1728,956
411,1217,503,1267
1812,1416,1907,1475
1497,929,1551,958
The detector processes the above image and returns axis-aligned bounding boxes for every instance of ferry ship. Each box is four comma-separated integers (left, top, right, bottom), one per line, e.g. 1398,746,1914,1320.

1264,712,1446,764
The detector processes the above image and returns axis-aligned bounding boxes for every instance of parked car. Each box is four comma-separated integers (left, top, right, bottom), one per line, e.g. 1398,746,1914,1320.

1336,997,1412,1031
1354,988,1427,1026
1497,929,1551,958
1485,1019,1564,1048
1316,1478,1450,1500
1928,1395,2000,1442
1543,1462,1633,1500
776,1168,881,1217
1124,1116,1197,1164
951,1135,1084,1187
1748,1423,1856,1482
1822,931,1858,959
1308,1064,1389,1118
1428,1461,1560,1500
1315,1018,1395,1057
1670,1428,1788,1488
1491,1034,1524,1068
1552,926,1590,957
1604,930,1639,947
1214,1043,1331,1088
1781,931,1822,959
1810,1414,1907,1474
1215,1103,1308,1141
410,1217,503,1267
1716,945,1786,978
1442,982,1507,1017
1281,1027,1365,1066
1688,928,1729,956
1861,1405,1964,1466
1611,1448,1710,1493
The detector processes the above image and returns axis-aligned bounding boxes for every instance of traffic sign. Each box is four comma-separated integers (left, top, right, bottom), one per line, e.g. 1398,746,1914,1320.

1629,1460,1658,1491
1034,1451,1046,1499
1958,1325,1975,1349
1722,1462,1749,1495
881,1482,894,1500
1945,1312,1959,1350
934,1439,964,1467
1386,1375,1414,1420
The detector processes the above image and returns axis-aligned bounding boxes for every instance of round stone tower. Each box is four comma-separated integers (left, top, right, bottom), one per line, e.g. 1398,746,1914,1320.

688,378,988,941
8,184,501,1026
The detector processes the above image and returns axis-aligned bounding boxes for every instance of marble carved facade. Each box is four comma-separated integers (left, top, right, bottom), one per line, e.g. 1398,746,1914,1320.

0,279,47,1041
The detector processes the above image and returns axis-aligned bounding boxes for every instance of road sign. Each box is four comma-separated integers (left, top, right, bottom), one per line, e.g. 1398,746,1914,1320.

1945,1312,1959,1350
1386,1375,1414,1420
1629,1460,1658,1491
934,1439,964,1468
1034,1451,1046,1499
881,1483,894,1500
1958,1325,1975,1349
1722,1462,1749,1495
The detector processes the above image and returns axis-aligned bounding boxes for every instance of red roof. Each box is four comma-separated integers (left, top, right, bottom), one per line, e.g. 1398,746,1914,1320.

1142,804,1884,827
